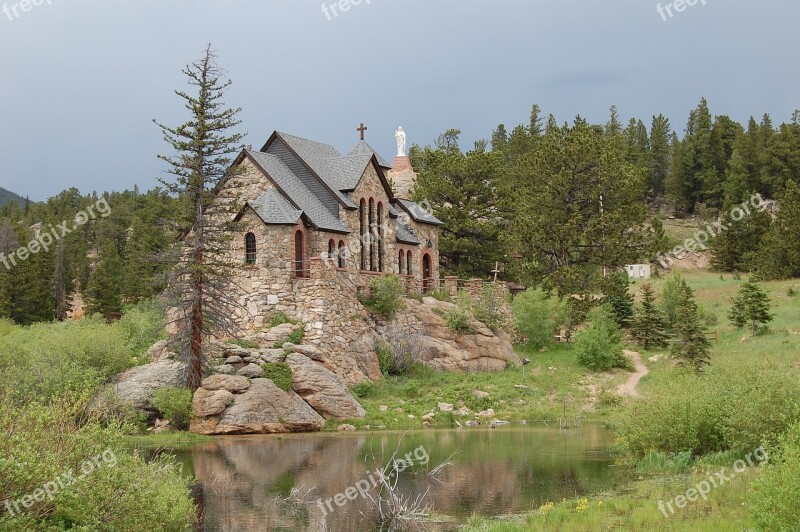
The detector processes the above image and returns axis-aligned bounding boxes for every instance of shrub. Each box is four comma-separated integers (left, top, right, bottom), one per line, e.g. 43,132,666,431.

378,322,423,376
430,288,451,302
511,287,566,349
445,306,471,332
152,386,194,430
659,270,684,330
270,311,297,327
472,283,507,331
352,381,375,399
749,423,800,532
574,306,631,372
261,363,294,392
615,364,800,458
230,339,259,349
287,328,305,345
0,397,195,530
366,276,405,319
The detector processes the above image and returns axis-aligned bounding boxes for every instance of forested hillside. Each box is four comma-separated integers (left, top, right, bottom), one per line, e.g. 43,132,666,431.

0,188,26,209
1,99,799,326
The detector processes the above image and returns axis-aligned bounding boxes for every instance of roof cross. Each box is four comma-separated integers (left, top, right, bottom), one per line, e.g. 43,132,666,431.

357,122,368,141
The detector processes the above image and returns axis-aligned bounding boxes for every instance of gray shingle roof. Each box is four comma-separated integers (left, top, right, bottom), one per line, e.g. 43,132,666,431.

247,189,302,225
246,150,350,233
348,140,391,168
325,153,374,191
276,132,357,208
396,221,421,245
395,199,445,226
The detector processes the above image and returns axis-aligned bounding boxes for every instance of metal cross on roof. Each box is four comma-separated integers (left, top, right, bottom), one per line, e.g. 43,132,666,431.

357,123,368,140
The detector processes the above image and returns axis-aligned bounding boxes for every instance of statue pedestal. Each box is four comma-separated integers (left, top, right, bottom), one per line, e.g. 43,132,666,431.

388,156,416,199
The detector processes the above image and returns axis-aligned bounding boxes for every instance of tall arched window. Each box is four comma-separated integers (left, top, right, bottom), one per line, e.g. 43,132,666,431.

245,233,257,265
368,198,375,271
328,239,336,260
407,251,413,276
294,230,306,278
338,241,346,269
377,202,384,272
359,199,366,270
398,250,404,274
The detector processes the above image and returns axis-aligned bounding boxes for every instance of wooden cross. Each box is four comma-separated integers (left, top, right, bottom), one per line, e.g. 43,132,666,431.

357,123,368,140
491,261,501,283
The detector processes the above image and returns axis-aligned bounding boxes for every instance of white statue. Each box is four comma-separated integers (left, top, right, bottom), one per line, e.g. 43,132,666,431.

395,127,407,157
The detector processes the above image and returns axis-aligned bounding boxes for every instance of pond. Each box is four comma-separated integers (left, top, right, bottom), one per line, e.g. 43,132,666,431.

157,425,626,531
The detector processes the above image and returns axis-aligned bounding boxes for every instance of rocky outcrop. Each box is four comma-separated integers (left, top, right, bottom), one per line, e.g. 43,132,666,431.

191,377,325,435
383,298,521,372
285,353,366,419
110,359,187,413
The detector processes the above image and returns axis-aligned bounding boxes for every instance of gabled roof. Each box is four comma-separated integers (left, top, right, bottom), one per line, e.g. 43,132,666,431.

348,140,392,168
394,199,445,226
272,132,357,209
396,221,421,245
325,153,374,191
246,150,350,234
246,189,302,225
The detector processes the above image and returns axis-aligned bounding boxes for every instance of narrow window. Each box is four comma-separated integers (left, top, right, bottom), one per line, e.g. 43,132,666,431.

368,198,375,271
359,199,366,270
245,233,257,265
294,230,306,278
377,203,384,272
407,251,413,276
398,250,404,274
328,239,336,260
338,240,346,269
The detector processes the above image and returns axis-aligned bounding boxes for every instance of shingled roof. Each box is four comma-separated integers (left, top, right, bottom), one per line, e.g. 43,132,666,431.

246,150,350,233
394,199,445,226
245,188,302,225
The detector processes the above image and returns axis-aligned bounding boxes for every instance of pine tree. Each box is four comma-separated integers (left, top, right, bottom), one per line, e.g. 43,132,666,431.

729,277,773,336
601,271,635,327
155,45,246,391
632,283,669,349
671,280,711,372
85,239,123,316
649,114,672,198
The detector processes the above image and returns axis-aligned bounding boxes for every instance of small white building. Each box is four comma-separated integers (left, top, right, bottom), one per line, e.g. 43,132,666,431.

625,264,651,280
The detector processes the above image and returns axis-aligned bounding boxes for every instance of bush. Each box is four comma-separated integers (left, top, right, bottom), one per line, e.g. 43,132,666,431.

511,287,566,349
262,362,294,391
352,381,374,399
430,288,451,302
574,306,631,372
750,423,800,531
615,364,800,458
445,306,471,332
378,322,423,376
0,397,195,530
472,284,507,331
366,276,405,319
230,339,259,349
152,386,194,430
287,328,305,345
659,270,684,330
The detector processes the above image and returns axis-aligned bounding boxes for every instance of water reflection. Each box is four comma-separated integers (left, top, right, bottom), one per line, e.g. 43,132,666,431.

167,425,623,531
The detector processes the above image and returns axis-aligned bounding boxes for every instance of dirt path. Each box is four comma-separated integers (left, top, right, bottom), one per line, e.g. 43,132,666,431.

617,350,648,397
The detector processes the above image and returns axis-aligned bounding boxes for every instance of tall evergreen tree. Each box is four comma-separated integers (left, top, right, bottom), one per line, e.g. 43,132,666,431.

757,180,800,279
632,283,669,349
85,239,123,316
671,280,711,372
729,277,773,336
649,114,672,198
155,45,246,390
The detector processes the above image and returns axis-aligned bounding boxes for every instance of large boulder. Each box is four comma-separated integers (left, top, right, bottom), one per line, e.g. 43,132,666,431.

202,374,251,393
192,388,233,417
384,298,521,373
286,353,366,419
111,360,187,413
190,378,324,435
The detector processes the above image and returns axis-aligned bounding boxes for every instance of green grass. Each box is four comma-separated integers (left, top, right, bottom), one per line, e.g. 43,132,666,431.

124,431,213,449
463,466,759,531
338,344,630,430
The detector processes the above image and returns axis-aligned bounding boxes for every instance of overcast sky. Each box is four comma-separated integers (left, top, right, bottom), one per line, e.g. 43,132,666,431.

0,0,797,200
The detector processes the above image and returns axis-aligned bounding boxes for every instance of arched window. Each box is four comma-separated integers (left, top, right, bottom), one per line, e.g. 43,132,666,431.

368,198,375,271
245,233,257,265
338,241,346,269
407,251,413,276
359,199,366,270
294,230,306,278
377,202,384,272
398,249,404,274
328,239,336,260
